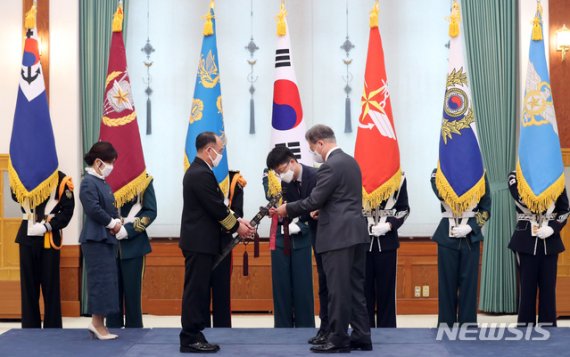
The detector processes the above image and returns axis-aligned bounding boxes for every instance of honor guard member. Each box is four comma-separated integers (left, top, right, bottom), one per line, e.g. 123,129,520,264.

264,147,316,329
179,132,255,353
431,169,491,327
365,174,409,328
106,176,157,328
508,171,569,326
14,171,75,328
209,170,246,328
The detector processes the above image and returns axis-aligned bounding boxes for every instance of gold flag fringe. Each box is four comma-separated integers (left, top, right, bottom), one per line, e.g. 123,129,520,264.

24,3,37,29
516,161,564,214
369,1,379,29
448,0,460,38
202,2,214,36
112,2,124,33
267,170,283,205
435,162,486,215
8,159,58,209
113,171,153,208
362,170,401,212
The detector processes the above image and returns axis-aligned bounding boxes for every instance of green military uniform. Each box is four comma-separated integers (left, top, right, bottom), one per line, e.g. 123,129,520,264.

263,167,315,328
430,170,491,327
107,179,157,328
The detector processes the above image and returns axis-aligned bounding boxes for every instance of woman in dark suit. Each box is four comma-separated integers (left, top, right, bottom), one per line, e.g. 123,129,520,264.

80,142,126,340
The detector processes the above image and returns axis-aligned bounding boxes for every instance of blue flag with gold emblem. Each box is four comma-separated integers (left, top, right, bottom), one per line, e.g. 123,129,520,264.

9,4,59,209
516,3,564,214
435,0,485,215
184,1,229,196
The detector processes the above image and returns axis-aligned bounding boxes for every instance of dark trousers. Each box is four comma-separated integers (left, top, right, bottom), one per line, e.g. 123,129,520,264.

437,241,480,327
209,252,232,328
180,251,214,346
107,256,145,328
18,242,62,328
517,252,558,326
321,243,371,347
271,244,315,328
314,247,329,333
365,243,397,328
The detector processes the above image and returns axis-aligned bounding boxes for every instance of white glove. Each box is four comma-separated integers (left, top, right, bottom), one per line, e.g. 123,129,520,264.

537,225,554,239
451,224,472,237
115,226,128,240
282,222,301,235
371,222,391,237
106,218,122,229
27,223,47,236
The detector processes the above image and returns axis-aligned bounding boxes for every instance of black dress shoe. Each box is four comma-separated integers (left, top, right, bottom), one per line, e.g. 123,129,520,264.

350,341,373,351
308,331,329,345
180,341,220,353
310,342,351,353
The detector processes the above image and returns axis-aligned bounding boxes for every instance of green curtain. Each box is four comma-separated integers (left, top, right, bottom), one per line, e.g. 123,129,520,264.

79,0,129,315
462,0,518,313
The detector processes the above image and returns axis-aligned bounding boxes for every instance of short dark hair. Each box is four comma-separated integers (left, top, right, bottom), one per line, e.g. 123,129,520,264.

266,146,297,170
305,124,336,144
84,141,118,165
196,131,218,151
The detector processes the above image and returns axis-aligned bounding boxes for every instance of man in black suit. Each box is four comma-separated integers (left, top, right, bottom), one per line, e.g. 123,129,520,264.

179,132,255,353
274,125,372,353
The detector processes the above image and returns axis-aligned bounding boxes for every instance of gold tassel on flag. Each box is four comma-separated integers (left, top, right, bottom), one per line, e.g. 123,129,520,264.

267,170,283,205
531,2,543,41
203,0,215,36
369,1,379,29
112,1,124,33
276,2,287,36
449,0,460,38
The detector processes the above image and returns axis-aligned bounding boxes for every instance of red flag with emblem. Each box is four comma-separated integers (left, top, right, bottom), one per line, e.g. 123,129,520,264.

99,2,150,207
354,1,401,212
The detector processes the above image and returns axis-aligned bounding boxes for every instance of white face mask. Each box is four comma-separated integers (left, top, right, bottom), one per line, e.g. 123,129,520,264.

311,148,324,164
97,160,114,178
208,148,223,168
279,169,295,183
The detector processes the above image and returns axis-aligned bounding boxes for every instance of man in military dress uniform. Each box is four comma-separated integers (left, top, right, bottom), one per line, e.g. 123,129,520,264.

14,171,75,328
209,170,246,328
365,175,409,328
431,169,491,327
264,146,317,329
508,171,569,326
179,132,254,353
107,176,157,328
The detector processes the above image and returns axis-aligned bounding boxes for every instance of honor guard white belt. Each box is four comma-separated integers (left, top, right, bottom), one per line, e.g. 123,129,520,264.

441,212,476,219
517,213,556,222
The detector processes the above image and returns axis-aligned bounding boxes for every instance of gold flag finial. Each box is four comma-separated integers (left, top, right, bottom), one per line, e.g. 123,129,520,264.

276,2,287,36
24,3,37,29
112,1,124,33
203,1,215,36
449,0,460,38
369,1,379,29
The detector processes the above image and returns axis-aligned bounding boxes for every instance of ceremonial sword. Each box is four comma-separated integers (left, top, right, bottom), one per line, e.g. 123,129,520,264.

213,192,283,269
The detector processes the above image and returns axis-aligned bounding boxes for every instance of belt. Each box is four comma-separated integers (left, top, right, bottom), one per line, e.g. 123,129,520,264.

442,212,476,219
517,213,556,221
22,213,54,221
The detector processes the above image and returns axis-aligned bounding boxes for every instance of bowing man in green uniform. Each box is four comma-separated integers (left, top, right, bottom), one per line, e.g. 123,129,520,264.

264,147,316,328
107,176,157,328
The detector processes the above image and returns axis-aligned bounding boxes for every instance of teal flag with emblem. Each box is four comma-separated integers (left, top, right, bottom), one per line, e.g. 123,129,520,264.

435,0,485,215
516,2,564,214
184,1,229,196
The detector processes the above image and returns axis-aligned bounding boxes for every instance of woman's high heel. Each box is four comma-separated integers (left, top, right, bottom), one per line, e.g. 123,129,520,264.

88,323,118,340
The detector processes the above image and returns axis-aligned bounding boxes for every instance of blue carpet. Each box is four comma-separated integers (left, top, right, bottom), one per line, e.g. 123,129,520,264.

0,328,568,356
